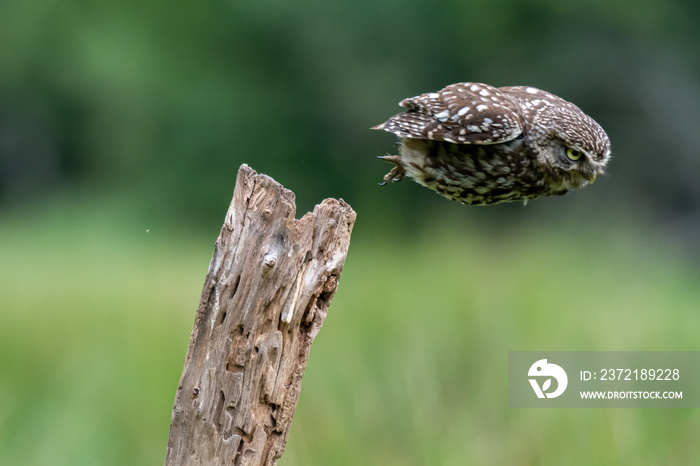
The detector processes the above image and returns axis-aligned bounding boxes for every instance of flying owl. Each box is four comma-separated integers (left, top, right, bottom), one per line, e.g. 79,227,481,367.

372,82,611,205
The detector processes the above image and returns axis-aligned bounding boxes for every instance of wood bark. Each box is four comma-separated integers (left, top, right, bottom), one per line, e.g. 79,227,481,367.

164,164,356,466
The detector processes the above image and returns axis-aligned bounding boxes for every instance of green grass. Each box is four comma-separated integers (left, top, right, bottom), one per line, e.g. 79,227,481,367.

1,197,699,465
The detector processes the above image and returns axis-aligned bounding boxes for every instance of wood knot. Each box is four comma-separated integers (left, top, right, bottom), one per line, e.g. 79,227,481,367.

321,274,338,298
262,252,278,275
263,255,277,268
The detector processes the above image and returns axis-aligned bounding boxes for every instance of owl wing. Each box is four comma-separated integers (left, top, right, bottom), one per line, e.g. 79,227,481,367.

372,82,524,144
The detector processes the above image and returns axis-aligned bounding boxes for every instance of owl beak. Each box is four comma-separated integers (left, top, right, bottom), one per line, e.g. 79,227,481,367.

585,171,597,184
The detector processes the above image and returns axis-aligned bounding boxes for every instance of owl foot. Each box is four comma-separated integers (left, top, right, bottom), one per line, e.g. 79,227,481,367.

378,155,405,185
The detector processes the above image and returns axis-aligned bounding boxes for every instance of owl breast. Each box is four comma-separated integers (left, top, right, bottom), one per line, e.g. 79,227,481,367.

398,138,561,205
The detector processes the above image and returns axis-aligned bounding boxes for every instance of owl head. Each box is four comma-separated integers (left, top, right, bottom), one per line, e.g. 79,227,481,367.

511,88,611,193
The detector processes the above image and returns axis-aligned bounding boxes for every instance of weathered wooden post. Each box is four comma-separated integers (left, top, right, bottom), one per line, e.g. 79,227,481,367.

164,164,356,466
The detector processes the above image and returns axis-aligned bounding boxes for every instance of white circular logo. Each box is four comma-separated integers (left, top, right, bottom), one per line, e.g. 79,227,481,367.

528,359,568,399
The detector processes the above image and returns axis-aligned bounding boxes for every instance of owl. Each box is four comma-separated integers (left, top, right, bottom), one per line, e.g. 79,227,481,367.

372,82,611,205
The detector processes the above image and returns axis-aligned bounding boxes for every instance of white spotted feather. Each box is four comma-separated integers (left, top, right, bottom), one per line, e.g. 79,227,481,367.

372,82,524,144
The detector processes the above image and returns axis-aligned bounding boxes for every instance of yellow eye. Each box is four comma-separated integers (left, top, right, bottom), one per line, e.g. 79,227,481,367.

566,148,582,161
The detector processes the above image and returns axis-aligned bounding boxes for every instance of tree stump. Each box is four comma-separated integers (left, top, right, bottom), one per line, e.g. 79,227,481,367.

164,164,356,466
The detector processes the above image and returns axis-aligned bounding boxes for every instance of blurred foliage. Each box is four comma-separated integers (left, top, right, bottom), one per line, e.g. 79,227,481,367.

1,200,699,465
2,0,700,464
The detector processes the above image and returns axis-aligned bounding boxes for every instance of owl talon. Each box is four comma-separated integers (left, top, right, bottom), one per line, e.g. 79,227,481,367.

378,155,405,185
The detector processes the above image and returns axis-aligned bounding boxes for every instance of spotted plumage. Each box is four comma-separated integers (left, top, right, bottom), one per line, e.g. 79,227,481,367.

372,82,611,205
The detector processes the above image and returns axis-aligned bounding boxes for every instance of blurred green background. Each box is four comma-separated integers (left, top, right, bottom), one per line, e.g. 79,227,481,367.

2,0,700,464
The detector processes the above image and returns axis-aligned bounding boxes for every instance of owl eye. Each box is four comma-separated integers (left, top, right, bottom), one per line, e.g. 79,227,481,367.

566,148,582,161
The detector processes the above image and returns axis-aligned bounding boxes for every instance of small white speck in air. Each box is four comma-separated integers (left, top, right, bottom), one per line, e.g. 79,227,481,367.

428,93,440,99
525,87,539,94
457,106,471,116
476,104,488,112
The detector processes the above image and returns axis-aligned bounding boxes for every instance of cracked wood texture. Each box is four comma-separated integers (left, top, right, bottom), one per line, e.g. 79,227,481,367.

164,164,356,466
